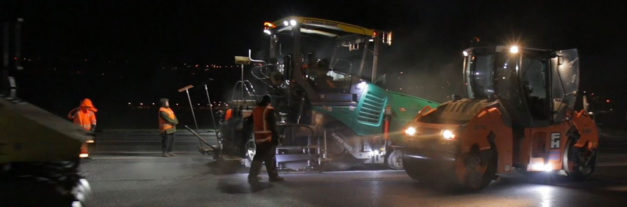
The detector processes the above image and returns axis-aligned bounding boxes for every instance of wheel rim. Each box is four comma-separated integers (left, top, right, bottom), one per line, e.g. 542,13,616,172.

245,140,256,161
387,150,404,170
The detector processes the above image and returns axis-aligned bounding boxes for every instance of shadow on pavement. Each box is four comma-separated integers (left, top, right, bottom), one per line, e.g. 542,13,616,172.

217,178,272,194
206,159,247,175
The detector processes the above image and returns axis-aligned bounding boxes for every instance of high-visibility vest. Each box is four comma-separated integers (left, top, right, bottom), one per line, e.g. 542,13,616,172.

158,107,177,132
225,108,233,121
73,110,96,131
253,106,274,142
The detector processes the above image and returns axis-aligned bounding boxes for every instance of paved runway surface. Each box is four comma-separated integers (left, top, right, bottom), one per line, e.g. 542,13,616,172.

77,129,627,207
4,129,627,207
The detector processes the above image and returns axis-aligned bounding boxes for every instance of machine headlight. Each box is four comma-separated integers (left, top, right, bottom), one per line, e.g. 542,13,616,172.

441,129,456,140
404,126,417,136
289,19,297,26
509,45,519,54
530,162,554,172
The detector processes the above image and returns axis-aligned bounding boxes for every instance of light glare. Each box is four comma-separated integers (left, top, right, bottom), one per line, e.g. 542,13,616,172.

357,81,368,91
404,127,417,136
509,45,519,54
442,129,455,140
289,19,297,26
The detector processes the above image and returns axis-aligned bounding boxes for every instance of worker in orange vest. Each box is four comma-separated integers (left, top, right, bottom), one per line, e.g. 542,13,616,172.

67,98,97,158
158,98,179,157
248,95,284,183
68,98,98,132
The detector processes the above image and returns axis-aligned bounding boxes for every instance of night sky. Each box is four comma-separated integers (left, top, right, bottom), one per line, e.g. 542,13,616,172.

3,0,626,127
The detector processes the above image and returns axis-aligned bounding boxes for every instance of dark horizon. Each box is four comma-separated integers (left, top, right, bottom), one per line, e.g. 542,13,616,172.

3,0,625,127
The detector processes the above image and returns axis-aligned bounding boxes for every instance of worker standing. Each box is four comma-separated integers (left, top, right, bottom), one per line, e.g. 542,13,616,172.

248,95,284,183
158,98,179,157
68,98,98,132
67,98,97,158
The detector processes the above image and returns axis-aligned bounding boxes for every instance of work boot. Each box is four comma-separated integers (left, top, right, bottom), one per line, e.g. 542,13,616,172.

167,152,175,157
248,176,261,184
162,152,169,157
269,176,284,182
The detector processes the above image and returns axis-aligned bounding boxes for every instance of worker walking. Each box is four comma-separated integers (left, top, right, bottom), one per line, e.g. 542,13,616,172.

158,98,179,157
68,98,98,132
248,95,284,183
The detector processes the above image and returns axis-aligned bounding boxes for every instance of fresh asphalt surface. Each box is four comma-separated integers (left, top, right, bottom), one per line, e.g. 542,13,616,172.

77,129,627,206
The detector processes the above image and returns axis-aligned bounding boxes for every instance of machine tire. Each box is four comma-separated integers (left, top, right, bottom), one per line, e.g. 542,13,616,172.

462,146,496,191
386,149,404,170
564,133,597,181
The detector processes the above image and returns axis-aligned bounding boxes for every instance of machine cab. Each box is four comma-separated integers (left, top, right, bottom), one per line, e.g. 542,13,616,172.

261,17,392,96
462,46,580,127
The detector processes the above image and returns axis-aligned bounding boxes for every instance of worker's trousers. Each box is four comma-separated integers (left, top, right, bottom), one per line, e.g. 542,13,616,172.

161,133,175,153
248,141,279,179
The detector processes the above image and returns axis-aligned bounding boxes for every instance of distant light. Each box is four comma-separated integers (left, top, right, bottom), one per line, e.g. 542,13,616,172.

509,45,519,54
152,102,155,105
128,102,131,105
79,153,89,158
463,51,468,56
289,19,297,26
606,99,611,103
283,20,289,26
139,102,143,106
263,29,272,35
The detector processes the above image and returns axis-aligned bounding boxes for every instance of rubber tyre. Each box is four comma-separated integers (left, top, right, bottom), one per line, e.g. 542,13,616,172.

386,150,404,170
564,135,597,181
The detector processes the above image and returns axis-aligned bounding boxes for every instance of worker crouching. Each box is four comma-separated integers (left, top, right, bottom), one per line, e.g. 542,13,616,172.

158,98,179,157
248,95,284,183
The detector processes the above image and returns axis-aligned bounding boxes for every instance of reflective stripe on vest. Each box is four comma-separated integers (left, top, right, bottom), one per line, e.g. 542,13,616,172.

73,111,96,131
159,107,176,132
253,106,273,141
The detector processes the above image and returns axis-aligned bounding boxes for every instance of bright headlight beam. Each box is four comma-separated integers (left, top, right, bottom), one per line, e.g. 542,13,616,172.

404,127,417,136
289,19,297,26
442,129,455,140
283,20,289,26
509,45,519,54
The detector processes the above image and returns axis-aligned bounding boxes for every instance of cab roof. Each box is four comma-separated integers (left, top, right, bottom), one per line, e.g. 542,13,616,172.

267,16,377,37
